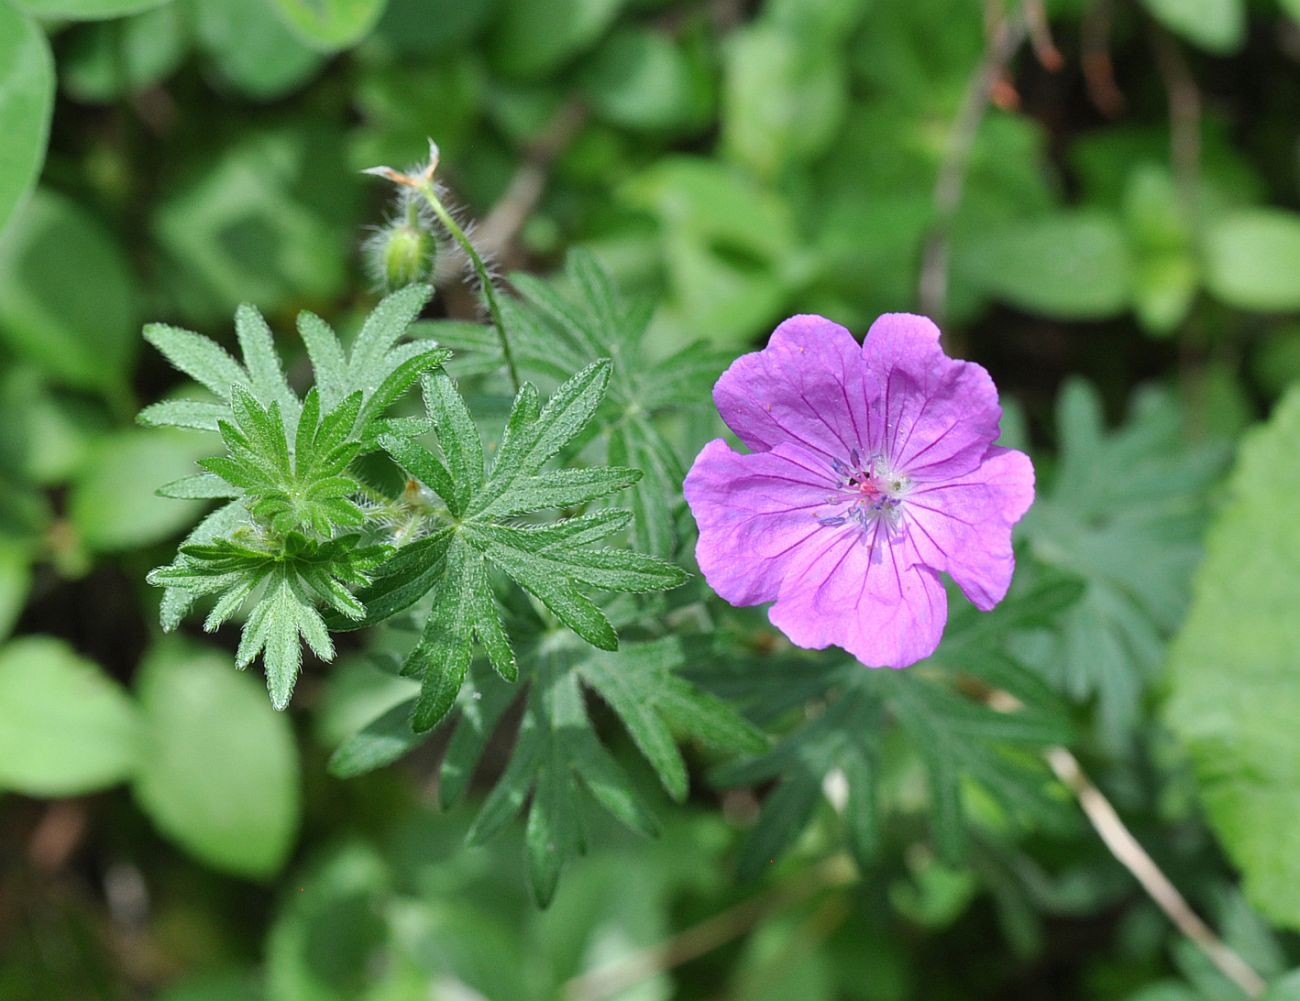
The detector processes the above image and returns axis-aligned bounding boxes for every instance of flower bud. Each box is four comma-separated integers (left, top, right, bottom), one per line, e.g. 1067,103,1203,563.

365,194,437,290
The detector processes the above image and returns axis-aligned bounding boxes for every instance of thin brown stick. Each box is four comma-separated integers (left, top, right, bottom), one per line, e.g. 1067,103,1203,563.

562,854,857,1001
1045,747,1266,997
1023,0,1064,70
1082,0,1126,117
985,692,1267,998
1150,24,1202,216
918,9,1028,323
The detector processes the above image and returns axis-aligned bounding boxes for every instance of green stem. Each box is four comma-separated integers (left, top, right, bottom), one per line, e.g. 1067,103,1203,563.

415,181,521,393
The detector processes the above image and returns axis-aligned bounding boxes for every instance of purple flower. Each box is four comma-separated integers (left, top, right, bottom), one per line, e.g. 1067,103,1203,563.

684,313,1034,668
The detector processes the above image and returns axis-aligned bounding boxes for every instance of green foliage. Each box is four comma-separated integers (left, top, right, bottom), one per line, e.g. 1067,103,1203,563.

0,188,139,394
133,641,301,878
153,128,356,320
142,285,447,707
149,530,391,709
709,572,1078,878
431,248,731,557
0,2,52,235
346,361,687,731
0,636,141,795
1204,210,1300,313
1141,0,1245,54
11,0,1300,994
1166,385,1300,931
69,430,212,552
1020,381,1227,746
12,0,170,17
270,0,389,52
192,0,324,100
336,609,761,905
957,211,1132,320
61,4,188,103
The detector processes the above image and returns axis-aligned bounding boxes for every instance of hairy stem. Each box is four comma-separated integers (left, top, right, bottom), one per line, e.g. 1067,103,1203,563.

414,180,521,393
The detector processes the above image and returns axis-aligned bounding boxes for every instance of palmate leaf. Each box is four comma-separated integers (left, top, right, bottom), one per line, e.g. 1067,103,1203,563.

149,532,390,708
420,249,732,556
138,283,448,444
1018,380,1228,746
340,362,689,732
191,385,366,537
330,610,764,906
140,287,449,707
705,572,1080,878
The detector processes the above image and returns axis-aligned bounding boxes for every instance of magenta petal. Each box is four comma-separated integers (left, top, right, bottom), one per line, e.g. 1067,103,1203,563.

685,310,1034,670
684,438,837,607
768,525,948,669
904,446,1035,610
862,313,1002,480
713,314,868,459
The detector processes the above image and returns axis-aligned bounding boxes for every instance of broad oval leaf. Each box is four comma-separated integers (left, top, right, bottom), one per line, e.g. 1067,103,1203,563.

0,188,140,392
955,211,1131,320
133,641,301,878
1204,209,1300,313
0,3,53,235
1166,385,1300,930
69,430,213,552
0,636,142,795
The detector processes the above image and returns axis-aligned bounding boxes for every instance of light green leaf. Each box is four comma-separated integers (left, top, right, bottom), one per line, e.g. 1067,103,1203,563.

488,0,623,80
1166,385,1300,930
0,2,53,235
133,641,300,878
270,0,388,51
1265,971,1300,1001
1204,209,1300,312
623,157,810,345
153,128,356,320
579,28,709,133
14,0,170,17
193,0,324,100
61,3,188,102
1141,0,1245,54
722,20,846,178
0,543,31,642
0,636,141,796
955,211,1131,320
0,188,140,391
69,430,213,552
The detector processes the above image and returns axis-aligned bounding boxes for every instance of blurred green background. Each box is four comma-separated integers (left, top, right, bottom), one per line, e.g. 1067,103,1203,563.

3,0,1300,999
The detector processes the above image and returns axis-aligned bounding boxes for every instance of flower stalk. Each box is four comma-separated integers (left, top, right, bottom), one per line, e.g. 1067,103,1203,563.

364,141,521,393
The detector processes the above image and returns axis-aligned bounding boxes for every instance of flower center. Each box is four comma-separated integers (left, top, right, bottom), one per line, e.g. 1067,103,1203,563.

817,450,911,534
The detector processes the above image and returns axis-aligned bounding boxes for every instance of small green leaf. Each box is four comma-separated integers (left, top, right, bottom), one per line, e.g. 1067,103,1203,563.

270,0,389,51
1141,0,1245,54
133,641,300,878
0,188,140,391
193,0,324,100
1204,209,1300,313
61,4,188,103
328,698,427,778
69,430,213,552
956,211,1131,320
0,3,53,235
488,0,623,80
0,636,141,795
